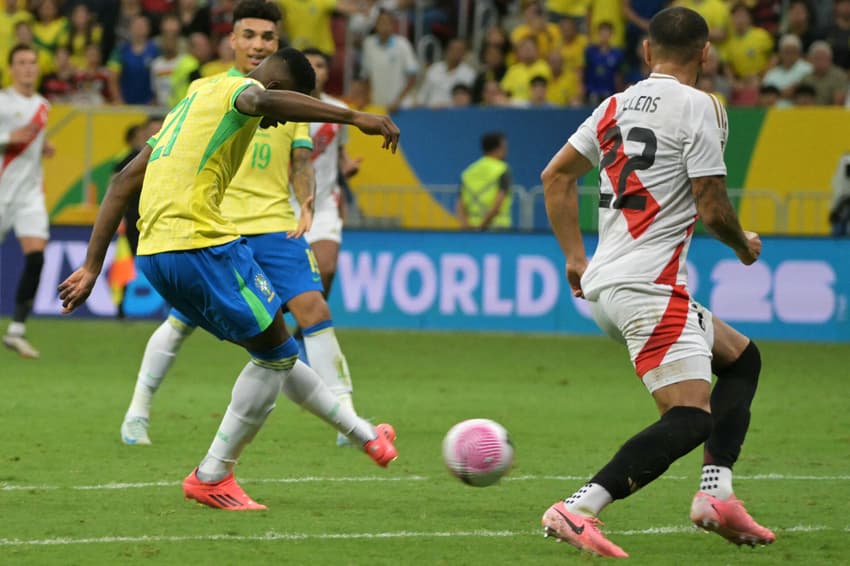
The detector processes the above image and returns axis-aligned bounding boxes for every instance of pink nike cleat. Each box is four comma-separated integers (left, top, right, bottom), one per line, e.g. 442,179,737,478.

541,501,629,558
363,423,397,467
182,468,267,511
690,491,776,546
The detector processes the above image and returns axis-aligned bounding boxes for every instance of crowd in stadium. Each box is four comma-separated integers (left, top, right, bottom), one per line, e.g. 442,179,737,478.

1,0,848,109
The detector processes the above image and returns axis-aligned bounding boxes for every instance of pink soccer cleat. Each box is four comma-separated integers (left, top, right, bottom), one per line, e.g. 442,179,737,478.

690,491,776,546
182,468,267,511
541,501,629,558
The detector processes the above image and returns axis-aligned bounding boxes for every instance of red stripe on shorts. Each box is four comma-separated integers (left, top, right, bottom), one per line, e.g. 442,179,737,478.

634,285,690,378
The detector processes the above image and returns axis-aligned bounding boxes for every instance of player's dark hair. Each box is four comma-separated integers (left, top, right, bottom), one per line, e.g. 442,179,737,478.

530,75,548,87
268,47,316,94
8,43,35,65
596,21,614,32
233,0,282,25
481,132,505,154
758,84,780,96
302,47,331,68
648,7,709,65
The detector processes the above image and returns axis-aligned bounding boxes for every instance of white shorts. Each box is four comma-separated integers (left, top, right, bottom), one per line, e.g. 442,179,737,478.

305,209,343,245
0,187,49,241
590,283,714,394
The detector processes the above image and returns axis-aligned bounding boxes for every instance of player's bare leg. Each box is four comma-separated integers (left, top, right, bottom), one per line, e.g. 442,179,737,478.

310,239,340,299
288,290,359,446
690,317,775,545
4,236,46,358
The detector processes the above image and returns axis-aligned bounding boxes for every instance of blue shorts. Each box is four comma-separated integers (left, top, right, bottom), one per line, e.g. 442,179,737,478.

243,232,324,306
138,239,282,342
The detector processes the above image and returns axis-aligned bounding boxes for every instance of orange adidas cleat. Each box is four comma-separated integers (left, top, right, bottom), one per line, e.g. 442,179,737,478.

182,468,267,511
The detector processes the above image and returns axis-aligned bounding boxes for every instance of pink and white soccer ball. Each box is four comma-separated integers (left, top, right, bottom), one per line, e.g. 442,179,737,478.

442,419,514,487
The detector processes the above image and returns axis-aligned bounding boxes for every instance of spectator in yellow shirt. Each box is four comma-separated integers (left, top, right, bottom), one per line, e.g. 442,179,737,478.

0,0,30,65
723,3,773,79
500,35,552,102
32,0,67,55
545,0,590,26
674,0,729,44
546,49,583,105
277,0,361,55
65,4,102,69
511,0,562,61
588,0,624,48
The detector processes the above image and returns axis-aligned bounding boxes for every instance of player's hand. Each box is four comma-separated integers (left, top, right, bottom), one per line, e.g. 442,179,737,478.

342,156,362,178
58,267,99,314
566,257,588,299
9,123,39,145
288,195,314,239
736,231,762,265
352,112,400,153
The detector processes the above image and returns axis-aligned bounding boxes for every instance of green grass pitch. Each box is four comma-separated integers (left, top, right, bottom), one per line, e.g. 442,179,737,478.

1,318,848,565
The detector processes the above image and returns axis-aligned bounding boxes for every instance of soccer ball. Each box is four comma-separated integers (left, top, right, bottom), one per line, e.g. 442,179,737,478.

442,419,514,487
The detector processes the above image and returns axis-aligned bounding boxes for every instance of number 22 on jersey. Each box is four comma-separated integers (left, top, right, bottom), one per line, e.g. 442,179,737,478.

598,115,661,239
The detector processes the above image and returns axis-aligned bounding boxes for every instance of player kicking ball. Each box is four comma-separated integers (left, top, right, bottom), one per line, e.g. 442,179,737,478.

119,1,364,449
540,7,774,557
59,46,400,511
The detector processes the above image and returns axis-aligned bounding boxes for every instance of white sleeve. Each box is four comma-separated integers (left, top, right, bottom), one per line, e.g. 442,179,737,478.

683,93,727,178
567,107,602,167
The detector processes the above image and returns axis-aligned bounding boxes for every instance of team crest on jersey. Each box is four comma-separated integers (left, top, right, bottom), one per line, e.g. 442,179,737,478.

254,273,274,301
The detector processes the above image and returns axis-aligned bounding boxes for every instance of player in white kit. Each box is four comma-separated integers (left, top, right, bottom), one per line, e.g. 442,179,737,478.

538,8,775,557
1,45,51,359
301,47,360,299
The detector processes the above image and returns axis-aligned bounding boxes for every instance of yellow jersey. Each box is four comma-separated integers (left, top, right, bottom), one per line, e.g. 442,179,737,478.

589,0,625,48
500,59,552,101
138,75,262,255
278,0,336,55
189,68,314,236
545,0,591,18
723,26,774,78
675,0,730,40
510,22,562,59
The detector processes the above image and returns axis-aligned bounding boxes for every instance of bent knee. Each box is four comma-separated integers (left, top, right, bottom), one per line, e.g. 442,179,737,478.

288,291,331,327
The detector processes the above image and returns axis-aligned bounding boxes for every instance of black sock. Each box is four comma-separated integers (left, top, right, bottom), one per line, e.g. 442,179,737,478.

705,341,761,468
591,406,713,500
13,251,44,324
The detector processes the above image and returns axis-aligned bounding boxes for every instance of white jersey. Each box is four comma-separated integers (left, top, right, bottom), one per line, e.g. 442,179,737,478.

0,87,49,196
309,93,348,216
567,73,728,300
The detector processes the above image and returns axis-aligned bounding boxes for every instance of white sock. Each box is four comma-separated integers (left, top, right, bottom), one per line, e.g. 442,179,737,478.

281,360,375,444
197,361,282,482
126,318,194,420
304,326,354,411
564,483,614,517
7,321,25,336
700,465,733,499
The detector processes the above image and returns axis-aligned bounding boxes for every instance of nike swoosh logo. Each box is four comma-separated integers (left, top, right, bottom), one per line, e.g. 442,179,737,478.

554,507,585,535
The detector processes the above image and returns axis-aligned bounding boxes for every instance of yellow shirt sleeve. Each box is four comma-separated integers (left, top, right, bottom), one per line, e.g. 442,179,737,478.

292,122,313,151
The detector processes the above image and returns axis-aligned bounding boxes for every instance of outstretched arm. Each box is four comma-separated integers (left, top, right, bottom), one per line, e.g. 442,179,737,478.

235,87,400,152
542,143,594,298
58,145,151,313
